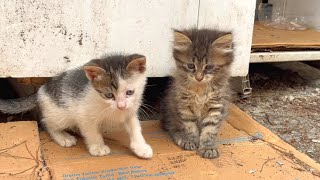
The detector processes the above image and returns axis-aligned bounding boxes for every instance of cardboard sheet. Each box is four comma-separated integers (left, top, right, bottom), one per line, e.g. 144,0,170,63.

252,23,320,49
40,105,320,180
0,121,47,179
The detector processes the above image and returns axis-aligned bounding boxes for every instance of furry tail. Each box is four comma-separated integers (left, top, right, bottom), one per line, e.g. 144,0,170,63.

0,94,37,114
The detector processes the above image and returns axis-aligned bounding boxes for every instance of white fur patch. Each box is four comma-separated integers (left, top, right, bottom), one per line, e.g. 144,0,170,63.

202,116,220,125
212,104,223,108
130,142,153,159
209,111,221,116
88,144,111,156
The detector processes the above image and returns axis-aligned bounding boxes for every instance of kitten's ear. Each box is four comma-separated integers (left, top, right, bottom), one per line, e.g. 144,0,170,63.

127,55,146,74
83,65,107,81
173,30,192,50
211,33,233,50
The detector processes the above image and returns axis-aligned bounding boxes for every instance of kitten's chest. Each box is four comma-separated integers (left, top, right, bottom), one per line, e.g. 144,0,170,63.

177,87,218,118
182,93,211,118
194,94,208,105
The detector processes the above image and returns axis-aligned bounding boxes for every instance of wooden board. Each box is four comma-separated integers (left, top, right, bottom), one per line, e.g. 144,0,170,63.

252,22,320,49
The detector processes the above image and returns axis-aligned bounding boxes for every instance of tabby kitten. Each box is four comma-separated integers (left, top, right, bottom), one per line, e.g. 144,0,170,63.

161,29,233,159
0,54,153,159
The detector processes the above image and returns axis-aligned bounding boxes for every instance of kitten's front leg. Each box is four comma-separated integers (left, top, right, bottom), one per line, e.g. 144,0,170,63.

171,107,199,151
197,109,225,159
125,115,153,159
171,121,199,151
79,123,111,156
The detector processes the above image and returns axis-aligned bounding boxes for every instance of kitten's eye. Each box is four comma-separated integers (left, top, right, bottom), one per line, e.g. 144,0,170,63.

105,93,114,99
126,90,134,96
205,65,214,70
187,63,195,69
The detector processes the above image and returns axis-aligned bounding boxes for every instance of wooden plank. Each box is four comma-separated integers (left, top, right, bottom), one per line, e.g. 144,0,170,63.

250,51,320,63
252,23,320,49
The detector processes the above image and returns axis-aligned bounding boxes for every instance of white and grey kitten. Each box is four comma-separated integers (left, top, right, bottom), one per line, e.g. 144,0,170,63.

0,54,153,159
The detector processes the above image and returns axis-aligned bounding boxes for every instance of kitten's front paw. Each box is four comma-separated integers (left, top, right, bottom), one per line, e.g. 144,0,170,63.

197,147,219,159
54,133,77,147
88,144,111,156
130,143,153,159
179,140,199,151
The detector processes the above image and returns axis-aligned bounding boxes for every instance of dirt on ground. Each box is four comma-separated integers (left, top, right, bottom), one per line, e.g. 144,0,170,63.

234,62,320,163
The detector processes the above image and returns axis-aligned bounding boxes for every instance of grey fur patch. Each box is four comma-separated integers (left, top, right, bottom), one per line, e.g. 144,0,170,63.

44,69,89,107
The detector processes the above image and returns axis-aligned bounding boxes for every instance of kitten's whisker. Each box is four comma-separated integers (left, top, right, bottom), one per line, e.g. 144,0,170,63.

142,103,157,111
139,107,150,120
138,111,147,120
145,84,157,87
141,105,156,117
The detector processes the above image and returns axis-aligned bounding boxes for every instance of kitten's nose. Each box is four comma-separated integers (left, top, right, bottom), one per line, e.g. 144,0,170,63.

117,101,127,110
195,73,204,81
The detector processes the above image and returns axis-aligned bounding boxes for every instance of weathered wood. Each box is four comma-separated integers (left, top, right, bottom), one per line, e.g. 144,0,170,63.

250,51,320,63
252,23,320,49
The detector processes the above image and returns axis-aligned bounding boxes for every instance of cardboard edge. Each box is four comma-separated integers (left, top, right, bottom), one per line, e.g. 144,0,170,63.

227,104,320,172
0,121,50,179
28,121,51,180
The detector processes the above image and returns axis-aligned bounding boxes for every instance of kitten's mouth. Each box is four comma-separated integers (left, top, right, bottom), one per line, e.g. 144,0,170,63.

193,78,205,84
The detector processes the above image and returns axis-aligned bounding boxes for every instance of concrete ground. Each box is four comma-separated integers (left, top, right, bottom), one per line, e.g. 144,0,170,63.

234,62,320,163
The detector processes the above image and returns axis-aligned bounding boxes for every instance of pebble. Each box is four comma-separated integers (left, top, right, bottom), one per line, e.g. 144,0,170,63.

288,95,295,102
276,161,284,166
291,131,301,142
265,113,280,125
249,169,256,174
280,96,287,102
289,119,299,126
312,139,320,143
307,128,318,139
282,134,292,142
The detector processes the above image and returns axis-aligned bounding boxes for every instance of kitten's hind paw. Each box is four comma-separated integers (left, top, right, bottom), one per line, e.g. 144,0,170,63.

197,147,219,159
130,143,153,159
88,144,111,156
179,140,199,151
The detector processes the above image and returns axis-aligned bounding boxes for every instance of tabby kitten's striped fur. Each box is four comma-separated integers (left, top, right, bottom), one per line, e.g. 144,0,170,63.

161,29,234,159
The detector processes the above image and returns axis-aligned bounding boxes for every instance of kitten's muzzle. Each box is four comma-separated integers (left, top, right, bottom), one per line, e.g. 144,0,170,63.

195,73,204,81
117,101,127,110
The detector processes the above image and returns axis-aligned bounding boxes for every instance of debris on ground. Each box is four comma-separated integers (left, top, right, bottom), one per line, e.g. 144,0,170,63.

234,62,320,163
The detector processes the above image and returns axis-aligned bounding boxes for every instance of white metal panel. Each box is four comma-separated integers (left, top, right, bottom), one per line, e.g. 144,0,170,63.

198,0,256,76
250,51,320,63
0,1,255,78
0,1,199,77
